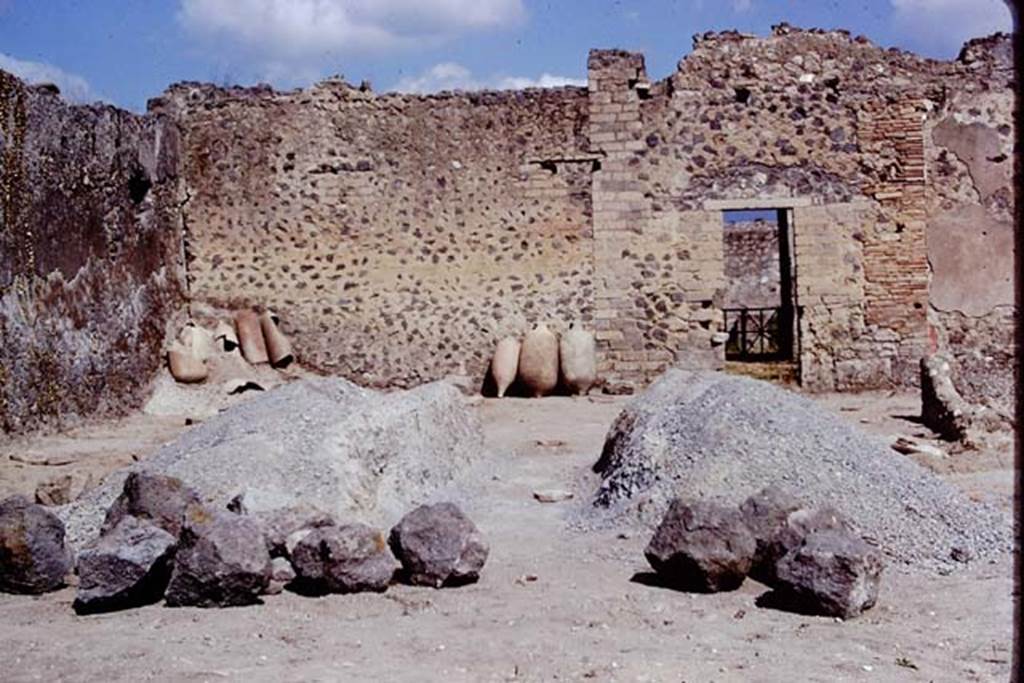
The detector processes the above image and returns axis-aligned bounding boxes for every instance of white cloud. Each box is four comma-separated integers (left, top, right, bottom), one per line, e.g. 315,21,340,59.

393,62,585,93
496,73,587,90
0,53,98,104
179,0,526,81
731,0,752,12
891,0,1013,55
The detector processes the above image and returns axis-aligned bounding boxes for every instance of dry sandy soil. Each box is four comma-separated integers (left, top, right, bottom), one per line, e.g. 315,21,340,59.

0,383,1016,682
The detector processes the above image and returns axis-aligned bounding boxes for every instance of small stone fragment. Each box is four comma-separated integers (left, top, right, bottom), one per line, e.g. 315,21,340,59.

644,499,755,592
0,495,73,594
264,557,296,595
74,517,176,614
35,472,95,506
291,524,396,594
389,503,489,588
533,489,575,503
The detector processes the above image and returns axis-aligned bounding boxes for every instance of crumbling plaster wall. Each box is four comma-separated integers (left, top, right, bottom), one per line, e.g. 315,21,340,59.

160,82,594,388
0,71,186,435
923,35,1015,421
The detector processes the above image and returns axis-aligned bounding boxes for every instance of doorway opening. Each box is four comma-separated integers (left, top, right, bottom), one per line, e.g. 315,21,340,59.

720,208,797,380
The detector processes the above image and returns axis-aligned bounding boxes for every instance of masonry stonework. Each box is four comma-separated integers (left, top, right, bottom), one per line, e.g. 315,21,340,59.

0,26,1015,435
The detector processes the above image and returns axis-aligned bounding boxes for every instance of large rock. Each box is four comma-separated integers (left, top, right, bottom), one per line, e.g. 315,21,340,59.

164,505,271,607
773,529,884,618
740,486,851,586
73,517,176,614
0,496,73,594
61,378,485,551
102,472,202,538
389,503,488,587
518,324,559,397
644,499,755,592
290,524,397,594
591,369,1012,572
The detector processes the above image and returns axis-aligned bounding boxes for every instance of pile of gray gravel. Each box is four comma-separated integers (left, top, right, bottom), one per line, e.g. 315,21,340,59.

587,369,1012,573
60,377,484,551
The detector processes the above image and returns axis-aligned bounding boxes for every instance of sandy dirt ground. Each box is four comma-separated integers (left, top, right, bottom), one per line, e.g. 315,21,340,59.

0,385,1015,682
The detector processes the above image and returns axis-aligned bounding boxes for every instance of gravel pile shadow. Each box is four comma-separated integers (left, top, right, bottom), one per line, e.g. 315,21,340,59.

584,369,1012,573
60,377,484,550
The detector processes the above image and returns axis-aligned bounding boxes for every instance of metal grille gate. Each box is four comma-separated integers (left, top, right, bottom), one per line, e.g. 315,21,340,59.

722,307,789,361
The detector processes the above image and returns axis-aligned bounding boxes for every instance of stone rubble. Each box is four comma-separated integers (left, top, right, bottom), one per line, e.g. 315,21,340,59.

164,504,272,608
389,503,489,588
73,516,176,614
0,495,73,595
644,499,755,593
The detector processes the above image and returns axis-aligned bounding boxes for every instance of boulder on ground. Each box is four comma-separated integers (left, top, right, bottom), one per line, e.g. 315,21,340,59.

73,517,176,614
644,499,755,592
389,503,488,588
740,486,852,586
518,324,559,397
291,524,396,594
103,472,202,539
0,495,73,594
773,529,884,618
164,505,271,607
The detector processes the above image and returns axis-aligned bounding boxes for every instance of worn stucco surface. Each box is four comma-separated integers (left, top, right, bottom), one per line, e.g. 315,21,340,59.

0,72,185,435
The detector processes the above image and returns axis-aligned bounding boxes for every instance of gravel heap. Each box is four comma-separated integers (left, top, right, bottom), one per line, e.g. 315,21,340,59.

60,377,484,551
587,369,1012,573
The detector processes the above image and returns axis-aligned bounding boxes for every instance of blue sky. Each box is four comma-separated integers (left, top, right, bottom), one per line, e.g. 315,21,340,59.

0,0,1015,112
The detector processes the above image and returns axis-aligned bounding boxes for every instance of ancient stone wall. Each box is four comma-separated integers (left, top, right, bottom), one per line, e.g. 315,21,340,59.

922,35,1016,421
0,27,1013,434
0,71,186,435
722,219,781,309
586,26,1013,392
158,82,594,388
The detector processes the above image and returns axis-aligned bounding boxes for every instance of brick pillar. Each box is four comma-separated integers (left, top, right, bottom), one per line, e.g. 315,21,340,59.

587,49,653,392
858,99,930,384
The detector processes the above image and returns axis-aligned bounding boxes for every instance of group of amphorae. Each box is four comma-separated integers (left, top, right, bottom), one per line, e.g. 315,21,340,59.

167,309,294,383
490,323,597,398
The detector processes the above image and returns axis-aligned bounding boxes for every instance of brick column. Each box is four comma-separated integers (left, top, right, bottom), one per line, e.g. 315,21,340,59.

858,99,930,383
587,49,654,391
